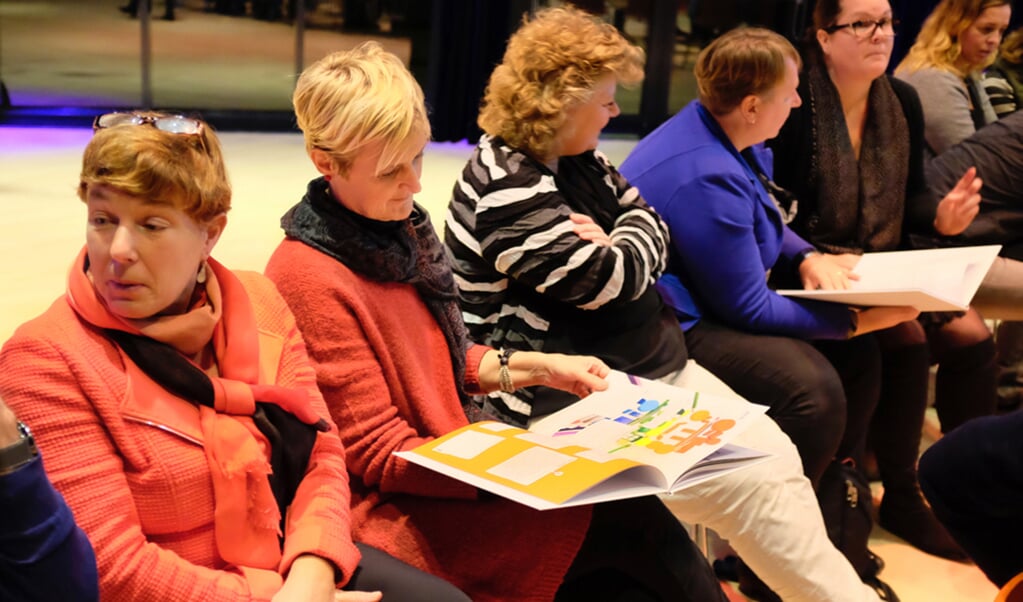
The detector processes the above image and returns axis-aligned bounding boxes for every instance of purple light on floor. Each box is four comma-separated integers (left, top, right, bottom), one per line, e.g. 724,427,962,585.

0,126,93,155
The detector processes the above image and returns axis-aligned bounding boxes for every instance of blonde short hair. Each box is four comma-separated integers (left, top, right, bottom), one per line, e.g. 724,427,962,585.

78,112,230,223
477,6,644,159
695,27,801,116
897,0,1011,77
293,41,430,175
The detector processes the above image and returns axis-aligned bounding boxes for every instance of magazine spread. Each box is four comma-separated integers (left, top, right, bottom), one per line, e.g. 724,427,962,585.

395,371,769,510
777,245,1001,311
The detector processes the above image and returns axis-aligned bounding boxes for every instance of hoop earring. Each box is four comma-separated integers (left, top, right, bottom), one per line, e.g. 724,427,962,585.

196,262,208,284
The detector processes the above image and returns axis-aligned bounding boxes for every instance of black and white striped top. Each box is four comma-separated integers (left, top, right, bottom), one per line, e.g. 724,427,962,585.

444,135,684,424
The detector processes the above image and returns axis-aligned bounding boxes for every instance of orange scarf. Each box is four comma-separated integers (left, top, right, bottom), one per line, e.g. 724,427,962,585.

66,247,321,569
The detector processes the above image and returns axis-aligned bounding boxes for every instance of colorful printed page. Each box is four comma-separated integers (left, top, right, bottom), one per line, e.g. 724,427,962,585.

777,245,1001,311
395,371,769,510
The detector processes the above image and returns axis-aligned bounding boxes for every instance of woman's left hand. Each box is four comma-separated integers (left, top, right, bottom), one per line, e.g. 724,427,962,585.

533,353,612,398
569,213,613,247
483,350,611,398
934,166,982,236
800,252,861,290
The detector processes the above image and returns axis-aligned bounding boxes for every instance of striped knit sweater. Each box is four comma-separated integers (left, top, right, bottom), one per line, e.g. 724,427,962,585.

444,135,685,424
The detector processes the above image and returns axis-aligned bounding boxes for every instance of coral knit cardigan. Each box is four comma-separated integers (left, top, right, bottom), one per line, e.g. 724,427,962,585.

266,238,593,602
0,265,360,601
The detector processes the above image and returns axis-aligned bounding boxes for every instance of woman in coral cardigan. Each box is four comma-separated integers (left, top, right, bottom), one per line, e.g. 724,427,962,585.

264,41,732,602
0,112,464,601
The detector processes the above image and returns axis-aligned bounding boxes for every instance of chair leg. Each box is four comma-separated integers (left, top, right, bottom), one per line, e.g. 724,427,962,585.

694,523,710,560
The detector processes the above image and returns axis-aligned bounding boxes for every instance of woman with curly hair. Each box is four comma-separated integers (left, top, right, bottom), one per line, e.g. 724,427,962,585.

267,38,741,601
446,6,887,602
896,0,1012,156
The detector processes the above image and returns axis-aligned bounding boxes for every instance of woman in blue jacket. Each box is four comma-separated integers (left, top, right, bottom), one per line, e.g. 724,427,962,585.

622,26,916,487
620,27,926,595
624,14,987,567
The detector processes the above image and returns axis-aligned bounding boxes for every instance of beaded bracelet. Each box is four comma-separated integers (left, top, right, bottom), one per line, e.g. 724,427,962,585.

498,348,517,393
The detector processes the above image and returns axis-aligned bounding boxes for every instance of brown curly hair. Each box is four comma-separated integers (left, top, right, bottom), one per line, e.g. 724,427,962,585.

477,5,644,159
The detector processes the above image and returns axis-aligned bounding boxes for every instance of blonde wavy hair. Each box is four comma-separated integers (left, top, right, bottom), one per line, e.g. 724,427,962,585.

477,5,644,159
695,27,801,116
896,0,1011,77
78,113,231,223
293,41,431,176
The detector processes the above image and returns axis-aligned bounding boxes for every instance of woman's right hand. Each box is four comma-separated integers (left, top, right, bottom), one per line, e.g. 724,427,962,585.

335,592,383,601
272,556,346,602
850,306,921,336
799,252,861,290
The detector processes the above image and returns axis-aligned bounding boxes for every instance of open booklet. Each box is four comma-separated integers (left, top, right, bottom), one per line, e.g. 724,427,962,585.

395,371,770,511
777,245,1001,311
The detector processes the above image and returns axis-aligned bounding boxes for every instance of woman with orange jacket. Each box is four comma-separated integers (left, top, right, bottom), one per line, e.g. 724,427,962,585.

0,112,466,601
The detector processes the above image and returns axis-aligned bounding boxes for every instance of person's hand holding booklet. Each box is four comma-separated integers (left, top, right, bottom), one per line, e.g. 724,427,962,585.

395,371,771,510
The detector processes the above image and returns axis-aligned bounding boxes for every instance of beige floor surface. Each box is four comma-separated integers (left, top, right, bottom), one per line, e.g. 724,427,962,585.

0,124,1000,601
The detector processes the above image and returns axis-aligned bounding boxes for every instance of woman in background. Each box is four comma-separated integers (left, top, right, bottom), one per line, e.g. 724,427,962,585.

982,28,1023,116
896,0,1012,156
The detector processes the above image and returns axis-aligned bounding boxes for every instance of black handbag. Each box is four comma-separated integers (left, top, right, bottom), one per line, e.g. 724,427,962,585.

817,458,880,581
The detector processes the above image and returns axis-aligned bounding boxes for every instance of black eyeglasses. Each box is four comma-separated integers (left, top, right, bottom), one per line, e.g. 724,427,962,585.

824,18,899,39
93,112,205,136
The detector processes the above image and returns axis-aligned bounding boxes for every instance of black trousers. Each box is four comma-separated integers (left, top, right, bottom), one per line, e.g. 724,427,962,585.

557,496,727,601
919,411,1023,587
345,543,471,601
685,319,881,485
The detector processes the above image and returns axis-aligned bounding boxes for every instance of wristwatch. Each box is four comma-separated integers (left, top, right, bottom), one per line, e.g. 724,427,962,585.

0,421,39,476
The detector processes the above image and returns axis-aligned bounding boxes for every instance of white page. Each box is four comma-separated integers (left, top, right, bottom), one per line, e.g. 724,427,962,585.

528,371,765,483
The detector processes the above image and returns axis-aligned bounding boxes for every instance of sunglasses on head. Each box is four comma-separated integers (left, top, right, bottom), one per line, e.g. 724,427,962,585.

93,111,205,135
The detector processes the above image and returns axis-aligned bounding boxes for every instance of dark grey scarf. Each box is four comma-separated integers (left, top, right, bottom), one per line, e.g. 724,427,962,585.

281,177,489,421
806,52,910,253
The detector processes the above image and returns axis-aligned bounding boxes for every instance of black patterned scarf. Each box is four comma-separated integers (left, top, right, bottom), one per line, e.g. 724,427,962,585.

281,177,492,421
805,50,910,253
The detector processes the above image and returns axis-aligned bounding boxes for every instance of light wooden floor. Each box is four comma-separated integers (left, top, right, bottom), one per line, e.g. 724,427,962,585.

0,125,998,601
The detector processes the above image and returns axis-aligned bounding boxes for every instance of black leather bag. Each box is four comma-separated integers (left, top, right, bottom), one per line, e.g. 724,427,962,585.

818,458,879,580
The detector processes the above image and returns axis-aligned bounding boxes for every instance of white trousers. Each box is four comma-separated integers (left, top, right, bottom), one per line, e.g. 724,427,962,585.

658,361,881,602
973,256,1023,320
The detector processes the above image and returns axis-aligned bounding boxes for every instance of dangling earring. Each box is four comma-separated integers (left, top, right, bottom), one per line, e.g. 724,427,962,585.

196,262,208,284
